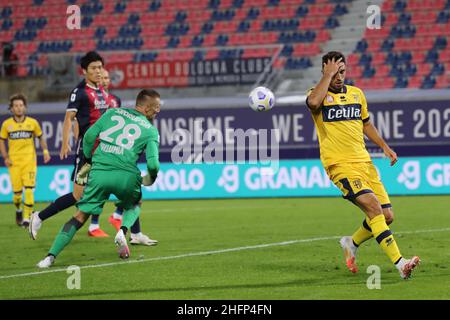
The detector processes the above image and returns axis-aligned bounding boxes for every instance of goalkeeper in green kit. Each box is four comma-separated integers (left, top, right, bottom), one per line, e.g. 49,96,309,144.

37,89,161,268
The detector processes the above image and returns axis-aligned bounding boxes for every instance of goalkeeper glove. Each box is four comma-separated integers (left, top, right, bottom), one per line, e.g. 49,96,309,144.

75,163,91,185
142,173,156,186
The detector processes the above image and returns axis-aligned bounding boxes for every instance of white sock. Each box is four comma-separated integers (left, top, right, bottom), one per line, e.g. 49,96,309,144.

89,224,99,232
395,257,407,271
131,232,142,238
113,212,123,220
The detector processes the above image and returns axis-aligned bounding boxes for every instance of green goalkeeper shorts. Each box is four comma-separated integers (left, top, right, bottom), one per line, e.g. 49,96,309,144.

77,168,142,215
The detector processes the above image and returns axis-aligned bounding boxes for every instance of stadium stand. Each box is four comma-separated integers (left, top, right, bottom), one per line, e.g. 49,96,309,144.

0,0,449,95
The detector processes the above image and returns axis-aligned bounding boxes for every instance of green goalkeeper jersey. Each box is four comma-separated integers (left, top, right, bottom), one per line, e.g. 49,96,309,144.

82,108,160,177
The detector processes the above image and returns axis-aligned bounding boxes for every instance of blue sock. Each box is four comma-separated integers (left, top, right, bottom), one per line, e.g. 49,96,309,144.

115,207,124,216
91,215,99,224
130,218,141,234
38,193,77,221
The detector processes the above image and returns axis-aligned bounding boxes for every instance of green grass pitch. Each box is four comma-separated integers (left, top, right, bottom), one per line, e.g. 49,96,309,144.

1,196,449,300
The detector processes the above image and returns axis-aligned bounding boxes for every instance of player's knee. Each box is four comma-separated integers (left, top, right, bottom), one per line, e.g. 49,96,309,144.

74,211,89,224
364,201,383,218
384,209,394,225
72,189,82,201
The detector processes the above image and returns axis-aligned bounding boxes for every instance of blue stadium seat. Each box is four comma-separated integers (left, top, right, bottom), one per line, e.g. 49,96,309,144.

193,51,204,61
81,16,93,28
355,39,368,53
425,50,439,63
175,11,187,22
215,34,229,46
359,53,372,66
233,0,244,8
237,21,250,32
149,1,161,12
434,36,447,50
393,0,406,12
247,8,260,19
436,11,450,23
202,22,214,34
430,63,445,76
128,13,140,25
394,77,408,88
167,37,180,48
1,6,12,18
192,35,204,47
334,4,348,15
325,17,340,29
381,39,394,51
296,6,308,18
421,75,436,89
268,0,280,6
209,0,220,9
114,1,126,13
362,66,375,78
281,44,293,57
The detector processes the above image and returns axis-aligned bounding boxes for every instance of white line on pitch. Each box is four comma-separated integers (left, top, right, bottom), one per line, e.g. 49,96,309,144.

1,227,449,280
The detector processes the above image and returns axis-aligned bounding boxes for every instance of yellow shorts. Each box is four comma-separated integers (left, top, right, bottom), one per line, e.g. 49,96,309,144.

325,161,391,208
8,161,36,193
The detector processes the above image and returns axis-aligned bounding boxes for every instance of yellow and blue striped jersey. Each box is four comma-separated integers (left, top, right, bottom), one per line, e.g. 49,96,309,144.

306,85,371,168
0,116,42,163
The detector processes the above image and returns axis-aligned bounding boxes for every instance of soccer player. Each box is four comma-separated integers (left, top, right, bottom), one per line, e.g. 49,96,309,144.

29,51,116,239
306,51,420,279
100,70,158,246
0,93,51,227
37,89,161,268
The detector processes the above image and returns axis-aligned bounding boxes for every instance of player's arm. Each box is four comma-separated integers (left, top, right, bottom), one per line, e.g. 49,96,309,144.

60,111,77,160
33,120,51,163
363,120,398,166
306,57,344,111
73,118,79,141
0,139,11,167
0,123,11,167
142,128,160,186
38,135,51,164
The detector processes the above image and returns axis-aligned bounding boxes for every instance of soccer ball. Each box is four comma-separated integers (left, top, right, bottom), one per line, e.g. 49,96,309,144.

248,86,275,112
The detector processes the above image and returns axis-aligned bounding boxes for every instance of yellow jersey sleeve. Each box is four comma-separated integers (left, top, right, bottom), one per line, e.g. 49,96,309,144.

360,89,369,122
305,87,319,110
32,118,43,138
0,120,8,139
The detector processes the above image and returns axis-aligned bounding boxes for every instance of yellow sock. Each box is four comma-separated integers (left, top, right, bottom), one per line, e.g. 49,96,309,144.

23,187,34,221
13,193,22,211
351,217,373,246
369,214,402,264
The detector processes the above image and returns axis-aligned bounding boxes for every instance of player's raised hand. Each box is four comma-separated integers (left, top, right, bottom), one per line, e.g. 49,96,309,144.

60,142,71,160
383,146,398,166
323,57,344,78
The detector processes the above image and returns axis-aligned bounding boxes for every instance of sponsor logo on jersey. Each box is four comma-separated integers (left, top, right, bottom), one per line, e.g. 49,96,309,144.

94,98,108,110
8,131,33,139
322,104,362,122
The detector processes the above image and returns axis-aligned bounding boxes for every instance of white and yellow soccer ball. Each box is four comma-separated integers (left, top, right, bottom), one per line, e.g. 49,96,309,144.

248,86,275,112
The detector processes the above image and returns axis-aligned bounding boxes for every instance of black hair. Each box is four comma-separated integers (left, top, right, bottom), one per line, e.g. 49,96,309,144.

136,89,161,106
80,51,104,70
322,51,346,67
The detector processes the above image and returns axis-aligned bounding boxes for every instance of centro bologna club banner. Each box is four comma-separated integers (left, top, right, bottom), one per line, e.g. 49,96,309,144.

0,157,449,202
107,57,272,88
